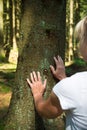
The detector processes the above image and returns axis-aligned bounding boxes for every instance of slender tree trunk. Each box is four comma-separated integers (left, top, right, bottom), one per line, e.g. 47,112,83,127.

68,0,74,62
0,0,4,56
3,0,8,48
73,0,80,58
4,0,66,130
3,0,13,61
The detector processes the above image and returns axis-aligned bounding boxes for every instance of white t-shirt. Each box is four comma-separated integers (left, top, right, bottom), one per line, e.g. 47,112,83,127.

53,71,87,130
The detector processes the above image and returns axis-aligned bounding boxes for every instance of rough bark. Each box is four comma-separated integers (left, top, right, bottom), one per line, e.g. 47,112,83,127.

4,0,66,130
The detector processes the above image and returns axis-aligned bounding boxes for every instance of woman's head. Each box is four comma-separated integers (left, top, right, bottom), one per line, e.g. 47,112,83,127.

75,16,87,61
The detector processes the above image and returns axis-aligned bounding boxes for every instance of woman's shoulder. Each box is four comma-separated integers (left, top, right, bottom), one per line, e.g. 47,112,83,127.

58,71,87,85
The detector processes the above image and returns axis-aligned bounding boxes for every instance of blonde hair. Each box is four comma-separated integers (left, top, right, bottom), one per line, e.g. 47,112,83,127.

75,16,87,45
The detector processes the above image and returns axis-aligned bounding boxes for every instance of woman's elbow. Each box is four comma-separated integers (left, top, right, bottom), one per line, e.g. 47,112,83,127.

36,107,62,119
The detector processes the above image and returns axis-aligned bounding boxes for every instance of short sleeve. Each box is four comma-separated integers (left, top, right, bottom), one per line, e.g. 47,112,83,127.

53,78,76,110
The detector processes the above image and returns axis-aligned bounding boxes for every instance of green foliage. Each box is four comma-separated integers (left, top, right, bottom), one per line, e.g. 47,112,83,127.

80,0,87,17
0,63,16,93
66,58,87,76
0,71,15,93
0,125,5,130
0,121,5,130
66,67,73,76
3,72,15,80
74,58,87,67
0,56,6,63
0,82,12,93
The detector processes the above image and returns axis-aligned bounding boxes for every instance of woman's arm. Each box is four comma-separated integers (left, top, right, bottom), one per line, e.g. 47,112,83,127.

35,91,63,118
27,71,63,118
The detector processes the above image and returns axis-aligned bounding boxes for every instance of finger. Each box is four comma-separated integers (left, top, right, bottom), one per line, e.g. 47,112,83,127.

30,72,34,83
32,71,37,81
43,79,47,89
58,55,64,64
54,57,58,66
37,71,41,81
50,65,55,74
26,78,33,88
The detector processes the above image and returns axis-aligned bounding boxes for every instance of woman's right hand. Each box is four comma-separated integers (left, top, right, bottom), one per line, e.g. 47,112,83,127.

50,55,66,80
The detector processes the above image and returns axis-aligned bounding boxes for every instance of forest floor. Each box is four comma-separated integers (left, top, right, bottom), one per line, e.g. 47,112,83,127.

0,63,16,121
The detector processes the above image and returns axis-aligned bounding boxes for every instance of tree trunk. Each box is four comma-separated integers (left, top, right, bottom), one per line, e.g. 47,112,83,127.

73,0,80,58
3,0,13,62
0,0,4,57
4,0,66,130
68,0,74,62
0,0,3,44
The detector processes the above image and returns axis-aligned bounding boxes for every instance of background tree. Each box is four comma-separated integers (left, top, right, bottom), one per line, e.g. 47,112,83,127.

68,0,74,62
4,0,66,130
3,0,13,61
73,0,81,58
66,0,87,65
0,0,4,58
66,0,74,65
15,0,21,42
